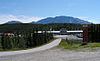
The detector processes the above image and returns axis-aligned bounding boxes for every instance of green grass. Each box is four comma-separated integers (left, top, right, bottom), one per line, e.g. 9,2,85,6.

80,43,100,48
0,38,57,52
57,39,81,50
57,39,100,50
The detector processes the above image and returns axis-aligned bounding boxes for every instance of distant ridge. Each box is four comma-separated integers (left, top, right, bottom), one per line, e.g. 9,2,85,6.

30,21,36,24
5,21,22,24
4,16,92,24
36,16,92,24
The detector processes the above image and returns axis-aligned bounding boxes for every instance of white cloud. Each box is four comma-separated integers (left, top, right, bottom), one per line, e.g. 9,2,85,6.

87,20,94,23
0,15,43,24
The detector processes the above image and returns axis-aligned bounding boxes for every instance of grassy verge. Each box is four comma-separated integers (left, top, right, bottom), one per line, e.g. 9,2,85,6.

57,39,81,50
0,38,57,52
57,39,100,51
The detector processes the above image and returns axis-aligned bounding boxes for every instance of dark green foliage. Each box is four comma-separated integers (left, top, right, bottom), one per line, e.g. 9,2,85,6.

10,37,19,48
26,34,34,48
0,37,2,49
0,23,82,33
1,35,12,50
88,24,100,42
0,23,82,50
0,31,54,50
41,23,82,31
17,37,27,49
0,24,43,33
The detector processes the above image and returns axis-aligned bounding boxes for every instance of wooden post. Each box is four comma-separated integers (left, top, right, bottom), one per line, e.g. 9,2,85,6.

81,24,88,46
83,24,88,43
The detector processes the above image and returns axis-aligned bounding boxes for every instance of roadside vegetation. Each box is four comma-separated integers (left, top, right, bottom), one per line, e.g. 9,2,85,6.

0,38,55,52
58,39,100,51
0,27,54,51
58,24,100,51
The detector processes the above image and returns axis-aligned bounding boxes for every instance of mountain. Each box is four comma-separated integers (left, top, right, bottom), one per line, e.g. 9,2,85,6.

5,21,22,24
30,21,36,24
36,16,92,24
3,16,92,24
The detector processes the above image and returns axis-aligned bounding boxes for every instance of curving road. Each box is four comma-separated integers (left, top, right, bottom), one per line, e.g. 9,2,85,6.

0,36,100,61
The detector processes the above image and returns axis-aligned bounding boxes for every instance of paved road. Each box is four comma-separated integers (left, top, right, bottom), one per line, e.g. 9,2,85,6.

0,48,100,61
0,38,61,57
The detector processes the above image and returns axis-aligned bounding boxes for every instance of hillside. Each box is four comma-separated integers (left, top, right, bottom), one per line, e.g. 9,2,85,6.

5,21,22,24
36,16,92,24
4,16,92,24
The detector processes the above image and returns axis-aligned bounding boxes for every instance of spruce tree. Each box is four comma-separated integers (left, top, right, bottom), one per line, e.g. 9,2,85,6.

1,34,12,50
18,36,26,49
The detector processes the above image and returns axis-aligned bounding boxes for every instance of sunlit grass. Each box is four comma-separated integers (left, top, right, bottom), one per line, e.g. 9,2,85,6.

57,39,100,50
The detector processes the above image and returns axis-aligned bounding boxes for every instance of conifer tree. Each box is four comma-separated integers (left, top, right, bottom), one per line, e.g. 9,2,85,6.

1,34,12,50
18,36,26,49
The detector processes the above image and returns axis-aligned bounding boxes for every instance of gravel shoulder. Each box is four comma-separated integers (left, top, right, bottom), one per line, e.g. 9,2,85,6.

0,47,100,61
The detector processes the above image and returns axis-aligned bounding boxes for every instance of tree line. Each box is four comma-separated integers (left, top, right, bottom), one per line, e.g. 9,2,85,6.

0,23,83,33
0,30,54,50
88,24,100,42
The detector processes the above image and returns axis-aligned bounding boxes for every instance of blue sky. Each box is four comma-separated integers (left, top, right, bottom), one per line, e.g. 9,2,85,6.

0,0,100,24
